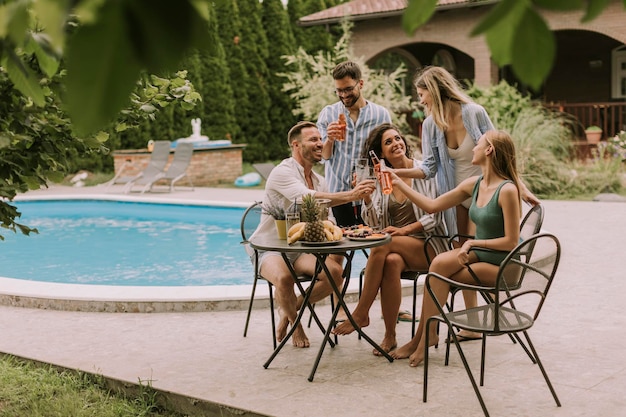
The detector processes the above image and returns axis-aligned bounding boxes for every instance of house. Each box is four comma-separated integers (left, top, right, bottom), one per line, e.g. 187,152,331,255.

300,0,626,139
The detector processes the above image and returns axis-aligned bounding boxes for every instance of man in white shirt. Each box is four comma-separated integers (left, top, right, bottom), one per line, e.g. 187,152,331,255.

249,121,376,348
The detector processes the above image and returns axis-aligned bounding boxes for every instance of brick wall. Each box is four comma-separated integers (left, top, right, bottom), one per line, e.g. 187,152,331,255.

113,144,246,187
351,0,626,89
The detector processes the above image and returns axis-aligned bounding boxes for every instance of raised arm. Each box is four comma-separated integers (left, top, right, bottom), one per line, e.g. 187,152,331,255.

390,171,475,214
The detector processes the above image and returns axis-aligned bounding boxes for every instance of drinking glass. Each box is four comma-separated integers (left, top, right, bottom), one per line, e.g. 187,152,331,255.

285,212,301,236
352,158,370,184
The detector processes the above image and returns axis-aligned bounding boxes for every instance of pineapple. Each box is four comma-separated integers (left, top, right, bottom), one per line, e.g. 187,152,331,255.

301,194,326,242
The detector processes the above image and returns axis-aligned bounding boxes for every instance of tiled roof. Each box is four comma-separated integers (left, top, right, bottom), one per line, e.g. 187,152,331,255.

299,0,496,25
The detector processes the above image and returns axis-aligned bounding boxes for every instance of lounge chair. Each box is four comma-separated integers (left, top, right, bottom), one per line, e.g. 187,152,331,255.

127,142,195,193
252,163,275,181
105,140,171,192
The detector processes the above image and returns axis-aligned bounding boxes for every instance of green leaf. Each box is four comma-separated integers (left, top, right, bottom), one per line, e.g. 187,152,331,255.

95,131,110,142
471,0,520,37
22,176,41,190
32,0,68,53
510,8,555,90
29,34,60,78
582,0,612,22
402,0,438,35
483,1,528,66
124,0,209,73
65,1,141,136
533,0,583,10
2,52,45,106
6,0,30,46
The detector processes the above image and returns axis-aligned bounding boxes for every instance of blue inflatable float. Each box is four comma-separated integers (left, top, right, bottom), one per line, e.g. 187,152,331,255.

235,172,262,187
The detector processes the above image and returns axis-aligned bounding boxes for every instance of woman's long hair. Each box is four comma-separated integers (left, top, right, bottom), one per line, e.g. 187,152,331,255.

413,66,471,132
485,130,522,210
360,123,412,168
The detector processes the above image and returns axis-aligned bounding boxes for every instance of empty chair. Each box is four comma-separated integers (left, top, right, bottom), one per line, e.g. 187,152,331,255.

126,142,194,193
105,140,171,191
423,233,562,417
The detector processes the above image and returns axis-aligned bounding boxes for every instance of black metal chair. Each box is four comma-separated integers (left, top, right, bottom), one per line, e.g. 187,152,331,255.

423,232,562,417
444,204,544,354
240,201,334,349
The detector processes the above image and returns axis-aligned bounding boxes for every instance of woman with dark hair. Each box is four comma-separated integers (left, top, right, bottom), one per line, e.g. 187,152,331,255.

389,130,523,366
333,123,448,355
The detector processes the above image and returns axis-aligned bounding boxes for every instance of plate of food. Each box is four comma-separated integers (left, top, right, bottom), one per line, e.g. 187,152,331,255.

299,239,344,246
346,232,388,241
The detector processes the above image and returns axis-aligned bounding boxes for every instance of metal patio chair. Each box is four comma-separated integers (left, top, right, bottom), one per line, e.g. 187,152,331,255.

444,204,545,359
423,232,562,417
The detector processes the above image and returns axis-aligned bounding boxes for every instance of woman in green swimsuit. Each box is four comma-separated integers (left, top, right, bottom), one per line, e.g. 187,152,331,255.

386,130,523,367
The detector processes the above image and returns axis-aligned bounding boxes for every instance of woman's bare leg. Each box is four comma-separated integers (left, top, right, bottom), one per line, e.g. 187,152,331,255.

332,243,391,334
375,253,404,355
391,249,465,360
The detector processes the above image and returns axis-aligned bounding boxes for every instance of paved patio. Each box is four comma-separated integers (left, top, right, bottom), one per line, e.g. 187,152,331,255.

1,184,625,417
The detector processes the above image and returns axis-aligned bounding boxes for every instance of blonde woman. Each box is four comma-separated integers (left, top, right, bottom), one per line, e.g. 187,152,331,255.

388,130,523,367
396,67,538,340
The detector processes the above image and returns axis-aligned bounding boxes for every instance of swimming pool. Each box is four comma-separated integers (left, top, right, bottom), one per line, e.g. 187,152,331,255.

0,200,250,286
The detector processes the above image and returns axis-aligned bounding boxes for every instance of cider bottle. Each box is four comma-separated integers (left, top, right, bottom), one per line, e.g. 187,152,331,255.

336,114,347,141
369,150,393,194
379,159,393,195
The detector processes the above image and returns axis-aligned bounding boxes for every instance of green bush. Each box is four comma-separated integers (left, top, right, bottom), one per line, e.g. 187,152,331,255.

467,82,624,198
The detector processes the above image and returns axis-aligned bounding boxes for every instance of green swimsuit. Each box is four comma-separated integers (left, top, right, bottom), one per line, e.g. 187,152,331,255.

468,177,512,265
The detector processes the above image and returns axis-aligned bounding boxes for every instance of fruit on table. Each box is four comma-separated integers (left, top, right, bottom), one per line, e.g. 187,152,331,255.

301,194,326,242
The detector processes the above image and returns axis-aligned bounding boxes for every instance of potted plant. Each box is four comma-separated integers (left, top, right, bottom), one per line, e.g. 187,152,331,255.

585,125,602,144
262,201,287,239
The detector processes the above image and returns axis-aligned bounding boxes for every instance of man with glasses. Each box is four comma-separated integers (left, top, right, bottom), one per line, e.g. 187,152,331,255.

317,61,392,227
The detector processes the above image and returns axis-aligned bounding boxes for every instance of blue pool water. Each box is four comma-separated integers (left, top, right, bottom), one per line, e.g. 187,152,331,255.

0,200,250,286
0,199,368,287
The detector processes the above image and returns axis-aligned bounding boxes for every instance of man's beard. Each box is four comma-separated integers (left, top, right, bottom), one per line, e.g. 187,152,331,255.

302,147,322,164
341,91,360,108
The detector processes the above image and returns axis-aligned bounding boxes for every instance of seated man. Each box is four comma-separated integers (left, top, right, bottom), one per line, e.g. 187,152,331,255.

248,121,376,348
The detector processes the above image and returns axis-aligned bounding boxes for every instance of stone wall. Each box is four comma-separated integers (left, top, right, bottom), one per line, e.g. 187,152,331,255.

113,144,246,187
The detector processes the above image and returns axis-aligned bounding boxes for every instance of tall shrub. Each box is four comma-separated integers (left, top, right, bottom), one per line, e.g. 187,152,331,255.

262,0,298,159
215,0,248,142
237,0,272,161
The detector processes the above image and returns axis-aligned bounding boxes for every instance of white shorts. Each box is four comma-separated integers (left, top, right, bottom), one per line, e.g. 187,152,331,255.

255,251,303,270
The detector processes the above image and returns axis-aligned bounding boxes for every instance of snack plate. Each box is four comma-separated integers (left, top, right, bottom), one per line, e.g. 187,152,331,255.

347,233,388,242
299,239,344,247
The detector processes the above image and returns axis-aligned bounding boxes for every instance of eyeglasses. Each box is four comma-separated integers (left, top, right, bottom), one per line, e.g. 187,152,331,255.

335,83,359,96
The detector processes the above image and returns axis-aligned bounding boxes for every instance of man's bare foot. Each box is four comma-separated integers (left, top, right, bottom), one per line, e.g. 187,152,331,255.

332,315,369,335
276,315,289,343
373,335,397,356
292,324,310,348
